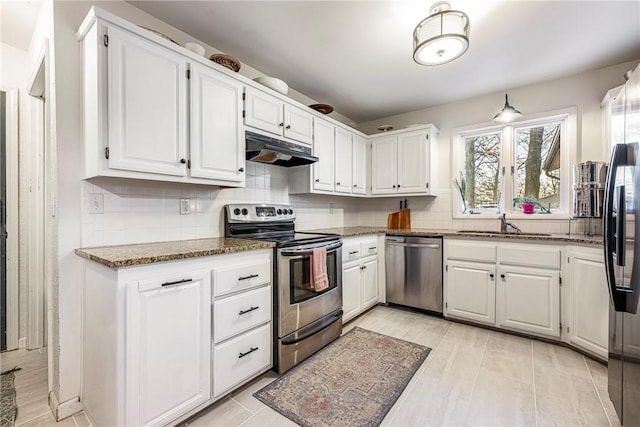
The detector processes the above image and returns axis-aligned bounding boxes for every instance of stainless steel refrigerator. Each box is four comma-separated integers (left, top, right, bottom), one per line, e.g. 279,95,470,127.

604,63,640,426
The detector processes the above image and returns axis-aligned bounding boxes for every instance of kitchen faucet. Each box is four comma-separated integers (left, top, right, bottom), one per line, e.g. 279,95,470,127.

499,213,522,234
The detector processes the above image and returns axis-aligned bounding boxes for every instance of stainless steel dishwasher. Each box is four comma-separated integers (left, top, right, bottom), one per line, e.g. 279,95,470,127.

385,235,443,313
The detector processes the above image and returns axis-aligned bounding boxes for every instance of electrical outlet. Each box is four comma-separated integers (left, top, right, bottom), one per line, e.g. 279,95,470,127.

180,198,191,215
329,202,335,214
89,193,104,214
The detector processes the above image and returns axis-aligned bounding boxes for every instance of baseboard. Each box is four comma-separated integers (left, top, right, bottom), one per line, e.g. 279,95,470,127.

18,337,26,348
48,391,83,421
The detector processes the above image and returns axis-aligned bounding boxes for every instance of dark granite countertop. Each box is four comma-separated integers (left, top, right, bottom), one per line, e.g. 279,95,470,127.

305,226,603,247
75,237,276,269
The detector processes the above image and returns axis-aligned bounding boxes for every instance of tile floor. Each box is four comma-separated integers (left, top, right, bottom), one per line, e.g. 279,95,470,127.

2,305,620,426
184,305,620,427
0,347,91,426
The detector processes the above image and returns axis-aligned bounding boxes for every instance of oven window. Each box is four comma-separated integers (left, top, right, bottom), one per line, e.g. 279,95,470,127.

289,251,338,304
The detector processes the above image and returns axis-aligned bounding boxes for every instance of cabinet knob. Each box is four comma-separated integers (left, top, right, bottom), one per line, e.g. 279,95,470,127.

279,122,284,127
286,125,291,129
392,185,396,188
489,273,494,279
397,184,401,188
179,158,187,164
336,182,341,186
238,167,244,172
500,274,505,279
315,179,320,182
353,184,357,187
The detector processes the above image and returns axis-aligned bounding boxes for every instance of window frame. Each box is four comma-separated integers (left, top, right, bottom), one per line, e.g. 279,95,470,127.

451,107,577,219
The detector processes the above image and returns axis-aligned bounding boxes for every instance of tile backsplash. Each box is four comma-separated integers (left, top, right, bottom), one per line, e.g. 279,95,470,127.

81,162,359,247
81,165,599,248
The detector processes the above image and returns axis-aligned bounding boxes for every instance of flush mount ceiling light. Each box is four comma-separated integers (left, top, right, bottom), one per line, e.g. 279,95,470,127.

413,1,470,66
493,94,523,123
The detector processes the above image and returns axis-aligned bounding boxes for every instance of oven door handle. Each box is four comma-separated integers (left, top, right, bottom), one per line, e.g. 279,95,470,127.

280,241,342,257
281,310,343,345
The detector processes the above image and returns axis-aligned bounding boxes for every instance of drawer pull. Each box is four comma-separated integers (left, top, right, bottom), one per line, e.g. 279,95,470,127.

349,251,359,255
239,347,259,359
238,274,259,281
368,247,377,250
239,306,259,316
161,278,192,287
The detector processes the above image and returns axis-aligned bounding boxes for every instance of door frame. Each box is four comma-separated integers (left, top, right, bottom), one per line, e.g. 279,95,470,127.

4,89,20,351
25,42,47,350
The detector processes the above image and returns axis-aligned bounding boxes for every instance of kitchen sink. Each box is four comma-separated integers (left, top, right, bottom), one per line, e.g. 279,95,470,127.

457,230,552,237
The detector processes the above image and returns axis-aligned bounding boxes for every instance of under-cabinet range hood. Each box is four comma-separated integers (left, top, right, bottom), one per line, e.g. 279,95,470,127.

245,131,318,167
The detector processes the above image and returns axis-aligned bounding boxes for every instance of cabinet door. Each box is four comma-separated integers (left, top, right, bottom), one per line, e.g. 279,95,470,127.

568,253,608,358
128,270,211,426
371,136,398,194
361,258,378,308
107,26,187,176
190,63,244,182
334,127,353,193
497,266,560,338
342,264,361,323
284,104,313,145
445,260,496,325
397,130,428,194
312,120,335,191
244,88,283,136
352,134,367,194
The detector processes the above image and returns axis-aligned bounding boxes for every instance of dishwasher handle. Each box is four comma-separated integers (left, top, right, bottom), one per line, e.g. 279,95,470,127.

386,242,441,249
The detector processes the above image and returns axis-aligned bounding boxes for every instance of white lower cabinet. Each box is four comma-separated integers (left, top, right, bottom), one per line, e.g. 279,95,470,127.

565,246,609,359
342,236,380,323
445,260,496,326
128,270,211,427
81,249,272,427
497,266,560,338
444,239,561,339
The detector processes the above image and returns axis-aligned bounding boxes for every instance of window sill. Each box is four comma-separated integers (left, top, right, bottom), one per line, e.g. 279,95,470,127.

453,213,572,220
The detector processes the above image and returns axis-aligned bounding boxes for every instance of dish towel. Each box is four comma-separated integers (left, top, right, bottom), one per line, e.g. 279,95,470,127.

311,247,329,292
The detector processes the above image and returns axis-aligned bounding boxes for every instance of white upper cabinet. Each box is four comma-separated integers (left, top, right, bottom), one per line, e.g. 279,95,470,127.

371,136,398,194
352,134,367,194
107,25,188,177
334,127,353,193
371,126,435,196
190,63,244,182
78,13,246,187
312,119,335,191
244,87,313,145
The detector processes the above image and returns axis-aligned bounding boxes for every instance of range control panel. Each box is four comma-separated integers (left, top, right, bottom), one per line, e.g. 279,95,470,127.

226,204,295,222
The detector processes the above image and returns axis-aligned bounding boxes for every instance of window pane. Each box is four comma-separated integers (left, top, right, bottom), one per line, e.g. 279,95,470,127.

515,123,561,211
459,132,502,213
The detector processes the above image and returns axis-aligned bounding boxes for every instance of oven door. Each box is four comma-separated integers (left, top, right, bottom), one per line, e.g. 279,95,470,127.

277,240,342,337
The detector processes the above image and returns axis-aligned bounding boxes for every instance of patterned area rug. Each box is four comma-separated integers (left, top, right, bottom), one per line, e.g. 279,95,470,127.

0,368,18,427
254,327,430,427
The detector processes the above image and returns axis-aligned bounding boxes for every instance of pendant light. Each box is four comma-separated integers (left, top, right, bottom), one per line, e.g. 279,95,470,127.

413,1,470,66
493,94,523,123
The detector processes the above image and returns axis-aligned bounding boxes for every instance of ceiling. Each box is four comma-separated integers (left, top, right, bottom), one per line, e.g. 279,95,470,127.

0,1,42,50
134,1,638,122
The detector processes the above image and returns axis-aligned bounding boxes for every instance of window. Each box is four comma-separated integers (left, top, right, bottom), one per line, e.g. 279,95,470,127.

453,108,576,217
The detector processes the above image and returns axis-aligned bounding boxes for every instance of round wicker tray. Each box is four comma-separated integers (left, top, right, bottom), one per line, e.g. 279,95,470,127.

209,54,241,72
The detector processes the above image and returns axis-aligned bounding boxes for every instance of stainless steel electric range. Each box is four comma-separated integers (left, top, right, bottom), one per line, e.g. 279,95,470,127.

225,203,343,373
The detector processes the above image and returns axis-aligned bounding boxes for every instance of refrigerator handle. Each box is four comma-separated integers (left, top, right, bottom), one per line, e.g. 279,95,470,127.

604,144,629,312
616,186,626,266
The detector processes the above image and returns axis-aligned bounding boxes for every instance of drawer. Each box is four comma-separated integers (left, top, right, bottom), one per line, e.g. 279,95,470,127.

343,241,361,262
213,286,271,343
212,260,271,297
446,240,497,263
213,323,271,397
498,244,561,269
360,238,378,257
